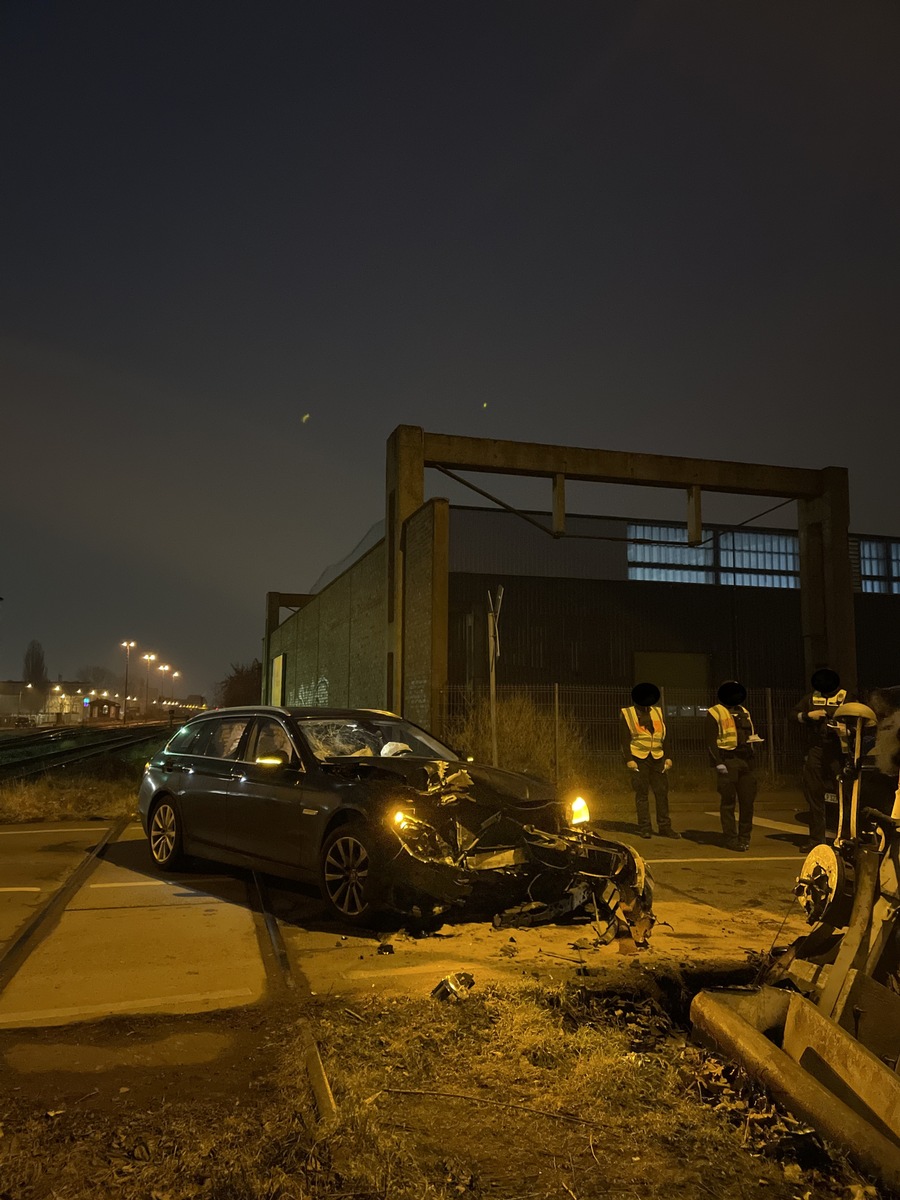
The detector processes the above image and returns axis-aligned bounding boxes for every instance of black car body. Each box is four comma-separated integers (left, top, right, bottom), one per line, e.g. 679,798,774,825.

138,706,653,938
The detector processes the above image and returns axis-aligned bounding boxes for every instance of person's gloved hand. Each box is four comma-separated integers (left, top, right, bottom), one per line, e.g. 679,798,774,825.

663,759,673,772
716,763,728,774
808,709,828,720
627,760,638,771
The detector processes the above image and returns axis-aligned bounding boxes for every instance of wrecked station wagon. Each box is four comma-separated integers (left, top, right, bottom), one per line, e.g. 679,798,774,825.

138,706,654,940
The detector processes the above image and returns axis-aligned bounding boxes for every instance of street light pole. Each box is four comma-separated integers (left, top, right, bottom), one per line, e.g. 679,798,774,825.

121,640,135,724
142,652,157,714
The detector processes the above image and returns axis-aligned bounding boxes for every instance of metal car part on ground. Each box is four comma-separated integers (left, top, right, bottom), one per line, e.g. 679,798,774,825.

692,699,900,1191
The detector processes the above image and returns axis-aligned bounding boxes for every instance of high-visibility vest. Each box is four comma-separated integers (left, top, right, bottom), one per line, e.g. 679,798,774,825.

709,704,754,750
622,706,666,759
810,689,846,712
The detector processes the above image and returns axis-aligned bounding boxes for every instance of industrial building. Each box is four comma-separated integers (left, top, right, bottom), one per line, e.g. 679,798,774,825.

264,428,900,738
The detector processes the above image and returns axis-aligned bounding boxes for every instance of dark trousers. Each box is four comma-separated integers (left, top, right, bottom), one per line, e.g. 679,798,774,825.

717,755,757,840
801,744,840,843
629,756,672,833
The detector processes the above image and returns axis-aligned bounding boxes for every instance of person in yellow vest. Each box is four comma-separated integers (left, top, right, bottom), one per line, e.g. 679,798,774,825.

620,682,680,840
708,680,762,851
792,667,852,853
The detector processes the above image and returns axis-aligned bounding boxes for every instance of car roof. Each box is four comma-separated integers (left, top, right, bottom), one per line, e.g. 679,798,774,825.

182,705,402,722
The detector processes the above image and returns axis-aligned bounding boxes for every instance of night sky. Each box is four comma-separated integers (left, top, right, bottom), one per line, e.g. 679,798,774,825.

2,1,899,699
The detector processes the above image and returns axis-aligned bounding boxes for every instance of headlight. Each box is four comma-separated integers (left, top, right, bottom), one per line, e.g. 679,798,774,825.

392,809,416,830
569,796,590,825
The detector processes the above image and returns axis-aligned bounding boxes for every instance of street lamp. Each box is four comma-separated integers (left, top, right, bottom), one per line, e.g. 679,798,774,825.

121,640,135,724
158,663,171,703
142,652,157,714
171,670,181,703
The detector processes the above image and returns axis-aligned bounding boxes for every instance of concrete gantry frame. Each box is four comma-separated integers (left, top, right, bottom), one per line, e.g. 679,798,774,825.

385,425,857,712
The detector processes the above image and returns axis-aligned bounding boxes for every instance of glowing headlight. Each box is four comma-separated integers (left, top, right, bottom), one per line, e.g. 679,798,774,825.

392,809,416,830
569,796,590,825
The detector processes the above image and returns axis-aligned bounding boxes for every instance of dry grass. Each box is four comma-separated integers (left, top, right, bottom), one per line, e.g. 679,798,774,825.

0,983,881,1200
444,692,592,791
0,766,139,824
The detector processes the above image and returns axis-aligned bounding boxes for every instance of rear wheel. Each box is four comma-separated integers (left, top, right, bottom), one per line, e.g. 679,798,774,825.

319,821,384,926
148,798,186,871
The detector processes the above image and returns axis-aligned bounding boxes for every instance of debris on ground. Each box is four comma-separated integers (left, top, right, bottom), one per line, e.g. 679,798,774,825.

431,971,476,1001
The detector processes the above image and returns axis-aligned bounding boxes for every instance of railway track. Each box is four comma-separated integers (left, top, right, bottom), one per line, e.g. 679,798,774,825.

0,725,169,782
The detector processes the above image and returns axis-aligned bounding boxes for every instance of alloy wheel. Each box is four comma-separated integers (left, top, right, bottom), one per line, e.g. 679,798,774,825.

150,802,178,864
323,834,370,917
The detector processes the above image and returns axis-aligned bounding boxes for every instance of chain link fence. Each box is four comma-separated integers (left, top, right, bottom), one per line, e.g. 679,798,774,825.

440,684,807,787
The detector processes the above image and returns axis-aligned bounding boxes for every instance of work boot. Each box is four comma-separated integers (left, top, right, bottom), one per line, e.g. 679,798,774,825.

737,839,750,852
658,828,681,839
638,829,652,840
725,837,741,851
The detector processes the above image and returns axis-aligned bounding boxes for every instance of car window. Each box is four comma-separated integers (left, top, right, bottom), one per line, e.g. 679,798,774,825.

205,717,251,760
166,723,208,754
297,717,455,761
245,718,300,766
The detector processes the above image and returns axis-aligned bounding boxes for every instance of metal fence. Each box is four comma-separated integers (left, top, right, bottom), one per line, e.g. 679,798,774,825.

441,684,807,783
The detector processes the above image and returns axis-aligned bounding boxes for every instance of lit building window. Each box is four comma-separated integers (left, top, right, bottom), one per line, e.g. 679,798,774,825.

860,538,897,594
720,572,799,589
627,524,714,583
719,531,799,574
628,565,715,584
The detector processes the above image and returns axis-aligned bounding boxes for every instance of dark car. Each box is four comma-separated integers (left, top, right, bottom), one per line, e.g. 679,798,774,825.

138,706,653,937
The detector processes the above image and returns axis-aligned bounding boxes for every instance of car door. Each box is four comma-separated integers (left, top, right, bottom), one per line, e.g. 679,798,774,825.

172,715,253,854
227,716,309,872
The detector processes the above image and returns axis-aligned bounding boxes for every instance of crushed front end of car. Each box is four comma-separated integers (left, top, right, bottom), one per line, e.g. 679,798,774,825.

379,759,655,945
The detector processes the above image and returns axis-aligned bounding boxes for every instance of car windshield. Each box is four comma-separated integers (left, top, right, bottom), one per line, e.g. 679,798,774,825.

296,716,457,762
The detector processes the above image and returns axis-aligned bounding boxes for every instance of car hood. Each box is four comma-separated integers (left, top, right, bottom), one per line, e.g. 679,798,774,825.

323,755,556,807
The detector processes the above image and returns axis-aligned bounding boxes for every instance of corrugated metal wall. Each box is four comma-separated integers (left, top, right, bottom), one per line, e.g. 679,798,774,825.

449,573,805,689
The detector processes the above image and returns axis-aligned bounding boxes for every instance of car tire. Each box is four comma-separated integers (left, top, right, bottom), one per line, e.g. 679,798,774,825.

148,797,186,871
319,820,385,926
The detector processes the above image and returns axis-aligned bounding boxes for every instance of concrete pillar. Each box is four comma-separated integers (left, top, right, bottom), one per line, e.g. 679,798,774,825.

262,592,313,703
385,425,425,713
798,467,857,689
429,499,450,732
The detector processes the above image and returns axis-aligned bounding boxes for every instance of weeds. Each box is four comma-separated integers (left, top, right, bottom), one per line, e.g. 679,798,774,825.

0,767,140,824
0,983,880,1199
443,691,591,790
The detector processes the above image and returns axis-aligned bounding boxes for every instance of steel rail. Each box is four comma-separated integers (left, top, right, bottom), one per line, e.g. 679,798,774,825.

0,731,167,782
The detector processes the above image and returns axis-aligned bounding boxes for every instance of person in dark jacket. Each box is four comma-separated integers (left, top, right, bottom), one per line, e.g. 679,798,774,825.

708,680,761,851
793,667,852,852
620,682,680,840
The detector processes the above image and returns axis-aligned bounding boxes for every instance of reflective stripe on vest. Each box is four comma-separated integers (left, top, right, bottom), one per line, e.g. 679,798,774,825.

710,704,754,750
811,689,847,710
622,706,666,758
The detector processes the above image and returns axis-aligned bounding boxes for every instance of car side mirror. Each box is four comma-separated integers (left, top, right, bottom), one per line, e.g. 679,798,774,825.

255,752,288,768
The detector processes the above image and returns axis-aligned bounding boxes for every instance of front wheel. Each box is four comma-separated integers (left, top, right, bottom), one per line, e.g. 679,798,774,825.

319,821,385,926
148,798,186,871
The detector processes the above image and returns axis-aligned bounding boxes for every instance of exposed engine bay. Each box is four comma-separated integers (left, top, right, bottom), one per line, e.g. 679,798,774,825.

328,753,655,945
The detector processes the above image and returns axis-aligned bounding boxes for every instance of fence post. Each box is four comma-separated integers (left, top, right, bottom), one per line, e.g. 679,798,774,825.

765,687,776,781
553,683,560,785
